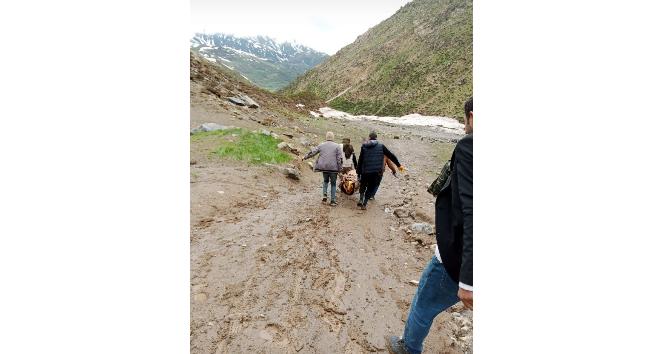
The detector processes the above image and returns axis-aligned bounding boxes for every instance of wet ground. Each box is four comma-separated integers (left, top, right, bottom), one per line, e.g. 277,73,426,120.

190,103,473,354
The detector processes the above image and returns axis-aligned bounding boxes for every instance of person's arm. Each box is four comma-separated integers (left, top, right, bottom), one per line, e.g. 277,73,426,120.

384,155,397,175
352,153,358,169
382,145,401,168
302,145,320,160
455,137,473,307
356,148,364,175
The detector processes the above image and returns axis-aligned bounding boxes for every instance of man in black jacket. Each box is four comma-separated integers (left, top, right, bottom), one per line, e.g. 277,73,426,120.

386,97,473,354
356,131,403,210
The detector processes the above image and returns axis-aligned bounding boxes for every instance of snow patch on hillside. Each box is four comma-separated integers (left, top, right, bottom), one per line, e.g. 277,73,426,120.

316,107,465,135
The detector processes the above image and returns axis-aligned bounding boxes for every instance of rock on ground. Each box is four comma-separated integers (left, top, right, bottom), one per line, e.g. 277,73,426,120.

239,94,260,108
227,96,246,106
277,142,300,155
299,137,312,147
264,163,301,180
410,222,434,235
227,93,260,108
190,123,234,134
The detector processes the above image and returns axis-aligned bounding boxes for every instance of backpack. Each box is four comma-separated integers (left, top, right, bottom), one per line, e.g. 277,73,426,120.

427,159,453,197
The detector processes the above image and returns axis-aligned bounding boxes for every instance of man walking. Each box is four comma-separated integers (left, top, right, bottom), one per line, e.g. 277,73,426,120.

386,97,473,354
302,131,343,206
356,131,403,210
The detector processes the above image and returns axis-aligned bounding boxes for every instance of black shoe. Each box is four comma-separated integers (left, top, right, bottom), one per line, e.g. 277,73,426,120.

322,196,327,202
330,201,337,206
360,204,367,210
357,201,362,207
386,336,411,354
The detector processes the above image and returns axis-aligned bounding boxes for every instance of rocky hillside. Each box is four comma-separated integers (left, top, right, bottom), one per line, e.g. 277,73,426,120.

282,0,472,120
190,50,325,123
191,33,328,92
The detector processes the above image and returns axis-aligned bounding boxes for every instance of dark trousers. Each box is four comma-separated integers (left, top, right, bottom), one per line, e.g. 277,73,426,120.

359,172,382,205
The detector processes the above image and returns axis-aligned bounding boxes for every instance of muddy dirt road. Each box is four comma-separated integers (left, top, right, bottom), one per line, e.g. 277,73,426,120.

190,105,473,354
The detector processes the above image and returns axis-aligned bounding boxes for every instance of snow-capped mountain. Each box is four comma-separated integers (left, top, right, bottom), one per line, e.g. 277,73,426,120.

191,33,328,92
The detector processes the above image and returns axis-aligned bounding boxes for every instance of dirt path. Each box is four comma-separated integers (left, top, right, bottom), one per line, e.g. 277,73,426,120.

190,106,472,353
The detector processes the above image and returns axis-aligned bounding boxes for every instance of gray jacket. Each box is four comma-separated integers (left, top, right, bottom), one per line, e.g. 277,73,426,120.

303,140,342,172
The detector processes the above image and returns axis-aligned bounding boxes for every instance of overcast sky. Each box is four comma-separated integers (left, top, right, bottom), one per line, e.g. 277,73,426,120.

191,0,413,55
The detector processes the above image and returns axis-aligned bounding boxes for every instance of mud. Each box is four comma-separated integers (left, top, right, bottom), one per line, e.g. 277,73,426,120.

190,102,473,353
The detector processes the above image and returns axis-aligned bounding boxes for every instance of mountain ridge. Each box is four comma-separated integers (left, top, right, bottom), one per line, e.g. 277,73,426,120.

191,33,329,92
282,0,472,120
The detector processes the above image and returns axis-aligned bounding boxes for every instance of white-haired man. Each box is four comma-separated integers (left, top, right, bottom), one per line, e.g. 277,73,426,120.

302,131,343,206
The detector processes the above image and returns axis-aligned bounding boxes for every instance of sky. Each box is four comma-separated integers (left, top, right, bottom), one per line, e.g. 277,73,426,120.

190,0,413,55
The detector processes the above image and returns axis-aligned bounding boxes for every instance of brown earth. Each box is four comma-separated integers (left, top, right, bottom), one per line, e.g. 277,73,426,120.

190,53,472,354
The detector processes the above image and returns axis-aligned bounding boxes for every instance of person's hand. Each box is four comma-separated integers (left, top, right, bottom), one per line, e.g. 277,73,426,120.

399,166,406,173
458,288,473,310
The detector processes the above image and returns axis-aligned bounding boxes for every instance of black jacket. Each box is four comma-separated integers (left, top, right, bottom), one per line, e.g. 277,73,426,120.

357,140,401,175
435,134,472,286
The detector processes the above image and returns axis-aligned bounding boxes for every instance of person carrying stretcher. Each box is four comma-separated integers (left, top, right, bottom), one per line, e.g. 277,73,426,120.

339,138,359,195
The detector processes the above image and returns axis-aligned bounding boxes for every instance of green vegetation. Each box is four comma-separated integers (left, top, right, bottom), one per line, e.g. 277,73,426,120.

329,98,416,117
191,128,292,164
286,90,325,107
283,0,472,120
229,59,296,92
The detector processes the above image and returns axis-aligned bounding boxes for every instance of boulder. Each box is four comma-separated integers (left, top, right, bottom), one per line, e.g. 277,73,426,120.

226,94,260,108
239,94,259,108
277,142,300,155
283,167,301,180
264,163,301,180
227,97,246,106
410,222,434,235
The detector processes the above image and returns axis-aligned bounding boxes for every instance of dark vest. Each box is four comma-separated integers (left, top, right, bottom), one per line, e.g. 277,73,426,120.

361,141,384,174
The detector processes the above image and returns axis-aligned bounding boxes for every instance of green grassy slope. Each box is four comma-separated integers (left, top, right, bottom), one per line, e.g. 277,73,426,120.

282,0,472,120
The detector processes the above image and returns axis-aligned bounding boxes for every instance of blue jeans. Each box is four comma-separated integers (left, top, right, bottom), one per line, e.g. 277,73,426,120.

403,256,460,354
322,172,337,202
